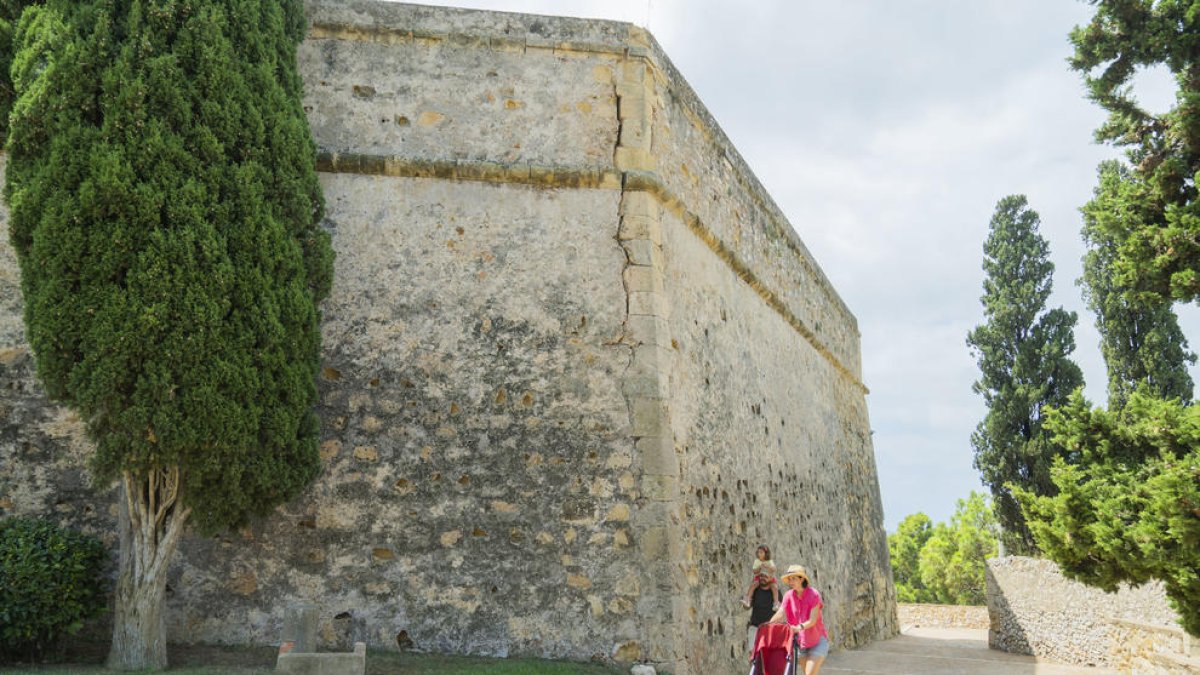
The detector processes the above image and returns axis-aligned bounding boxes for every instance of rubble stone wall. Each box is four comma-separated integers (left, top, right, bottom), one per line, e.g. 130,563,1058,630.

897,603,989,630
987,556,1182,668
0,2,895,673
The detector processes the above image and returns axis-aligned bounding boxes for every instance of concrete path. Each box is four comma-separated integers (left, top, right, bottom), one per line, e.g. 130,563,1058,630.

822,627,1115,674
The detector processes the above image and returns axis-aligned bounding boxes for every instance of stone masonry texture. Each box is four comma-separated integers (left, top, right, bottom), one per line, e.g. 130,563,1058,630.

0,2,897,673
986,556,1182,669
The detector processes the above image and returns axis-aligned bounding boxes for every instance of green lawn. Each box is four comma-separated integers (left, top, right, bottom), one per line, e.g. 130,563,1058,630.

0,644,623,674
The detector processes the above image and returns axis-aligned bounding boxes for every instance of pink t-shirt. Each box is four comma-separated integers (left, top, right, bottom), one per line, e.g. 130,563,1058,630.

780,586,827,648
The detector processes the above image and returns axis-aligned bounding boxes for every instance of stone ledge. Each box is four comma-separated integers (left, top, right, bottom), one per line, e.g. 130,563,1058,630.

276,642,366,675
313,151,869,394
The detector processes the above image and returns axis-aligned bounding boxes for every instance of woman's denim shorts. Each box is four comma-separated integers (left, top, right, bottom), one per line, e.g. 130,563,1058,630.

796,635,830,659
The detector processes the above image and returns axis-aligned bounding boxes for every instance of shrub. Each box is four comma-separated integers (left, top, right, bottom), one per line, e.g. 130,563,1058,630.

0,516,107,660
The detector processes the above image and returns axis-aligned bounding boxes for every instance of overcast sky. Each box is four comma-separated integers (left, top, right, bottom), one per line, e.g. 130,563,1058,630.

388,0,1198,531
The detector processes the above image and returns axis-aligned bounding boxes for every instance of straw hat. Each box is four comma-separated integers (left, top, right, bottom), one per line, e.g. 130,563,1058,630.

780,565,809,583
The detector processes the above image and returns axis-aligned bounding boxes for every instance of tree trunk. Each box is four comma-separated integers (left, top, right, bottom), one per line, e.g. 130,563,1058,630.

107,468,190,671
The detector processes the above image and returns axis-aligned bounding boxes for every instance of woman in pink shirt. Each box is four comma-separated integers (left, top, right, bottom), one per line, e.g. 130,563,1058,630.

767,564,829,674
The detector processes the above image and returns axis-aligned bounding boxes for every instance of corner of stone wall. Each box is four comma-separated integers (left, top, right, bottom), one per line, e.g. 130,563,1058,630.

612,37,688,674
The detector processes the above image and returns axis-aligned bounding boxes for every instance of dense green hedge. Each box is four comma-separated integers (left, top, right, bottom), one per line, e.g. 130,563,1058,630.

0,517,107,660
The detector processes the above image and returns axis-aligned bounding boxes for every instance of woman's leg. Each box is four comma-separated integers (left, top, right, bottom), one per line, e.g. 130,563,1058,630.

802,637,829,674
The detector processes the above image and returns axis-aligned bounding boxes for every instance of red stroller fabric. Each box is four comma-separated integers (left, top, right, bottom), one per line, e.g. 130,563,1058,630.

749,623,795,675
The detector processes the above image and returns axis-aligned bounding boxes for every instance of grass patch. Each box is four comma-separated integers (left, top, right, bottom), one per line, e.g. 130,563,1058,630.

0,643,623,674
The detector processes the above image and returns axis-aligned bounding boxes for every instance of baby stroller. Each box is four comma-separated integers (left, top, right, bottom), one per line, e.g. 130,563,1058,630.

748,623,797,675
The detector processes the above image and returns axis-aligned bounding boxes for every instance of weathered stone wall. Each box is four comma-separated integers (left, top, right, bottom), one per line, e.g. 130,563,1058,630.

0,2,894,673
987,556,1183,668
897,603,989,630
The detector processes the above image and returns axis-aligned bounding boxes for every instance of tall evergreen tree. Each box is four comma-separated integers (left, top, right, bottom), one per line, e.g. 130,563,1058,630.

1080,160,1195,410
0,0,37,133
966,195,1084,554
1018,0,1200,638
1019,391,1200,635
5,0,333,668
1069,0,1200,301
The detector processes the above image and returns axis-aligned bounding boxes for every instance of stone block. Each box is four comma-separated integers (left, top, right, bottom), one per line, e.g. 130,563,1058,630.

281,604,319,654
629,397,668,437
623,314,671,348
636,435,677,476
622,265,664,294
276,642,365,675
627,291,665,317
641,474,678,501
619,190,660,221
619,214,663,246
622,238,664,269
614,146,656,171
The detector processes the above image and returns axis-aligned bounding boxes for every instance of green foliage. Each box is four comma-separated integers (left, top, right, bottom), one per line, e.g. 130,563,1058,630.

0,0,37,138
888,494,999,606
1081,160,1195,410
0,517,107,660
887,512,934,603
1017,391,1200,636
1069,0,1200,302
4,0,333,535
1015,0,1200,640
916,492,998,606
966,195,1084,553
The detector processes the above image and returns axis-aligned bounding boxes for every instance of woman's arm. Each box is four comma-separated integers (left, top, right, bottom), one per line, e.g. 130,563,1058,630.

766,605,787,624
797,604,822,632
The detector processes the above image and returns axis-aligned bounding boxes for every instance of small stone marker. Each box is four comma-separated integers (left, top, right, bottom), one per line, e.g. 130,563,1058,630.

277,641,366,675
281,604,319,654
630,665,656,675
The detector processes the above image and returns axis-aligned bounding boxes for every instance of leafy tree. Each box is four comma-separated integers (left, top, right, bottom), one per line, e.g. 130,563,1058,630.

966,195,1084,553
1014,0,1200,639
5,0,332,669
888,513,934,603
1069,0,1200,301
1017,392,1200,636
1081,160,1195,410
917,492,999,606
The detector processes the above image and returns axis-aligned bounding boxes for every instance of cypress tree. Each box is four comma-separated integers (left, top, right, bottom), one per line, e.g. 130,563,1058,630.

1080,160,1195,410
1069,0,1200,301
1018,2,1200,637
4,0,332,668
966,195,1084,554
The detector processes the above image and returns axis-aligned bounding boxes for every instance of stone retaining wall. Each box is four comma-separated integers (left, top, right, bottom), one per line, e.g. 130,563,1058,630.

0,2,895,673
986,556,1183,669
897,604,988,630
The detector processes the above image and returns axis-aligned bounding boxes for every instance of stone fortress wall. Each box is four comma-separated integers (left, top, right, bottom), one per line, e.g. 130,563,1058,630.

0,1,896,673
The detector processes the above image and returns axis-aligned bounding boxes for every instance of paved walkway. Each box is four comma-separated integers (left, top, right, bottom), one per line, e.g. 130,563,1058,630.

822,627,1115,674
